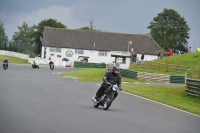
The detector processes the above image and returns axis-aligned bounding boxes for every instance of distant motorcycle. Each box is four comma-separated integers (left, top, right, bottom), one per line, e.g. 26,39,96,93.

32,64,39,69
50,63,54,70
3,62,8,70
92,82,120,110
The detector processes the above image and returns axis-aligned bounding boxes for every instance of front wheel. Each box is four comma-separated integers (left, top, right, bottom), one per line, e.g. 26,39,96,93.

94,102,100,108
103,95,114,110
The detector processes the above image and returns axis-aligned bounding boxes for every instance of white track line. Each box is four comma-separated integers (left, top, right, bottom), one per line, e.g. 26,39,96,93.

122,91,200,117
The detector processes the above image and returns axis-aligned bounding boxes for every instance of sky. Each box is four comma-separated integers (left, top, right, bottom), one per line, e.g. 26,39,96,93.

0,0,199,51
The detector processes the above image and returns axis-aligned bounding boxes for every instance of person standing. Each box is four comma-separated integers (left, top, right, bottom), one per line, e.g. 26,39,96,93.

158,51,161,59
134,53,137,63
141,52,145,63
167,49,174,56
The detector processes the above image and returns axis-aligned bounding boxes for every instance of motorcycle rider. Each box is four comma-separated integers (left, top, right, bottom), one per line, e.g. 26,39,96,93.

94,66,122,101
3,58,9,68
49,60,54,69
32,60,36,67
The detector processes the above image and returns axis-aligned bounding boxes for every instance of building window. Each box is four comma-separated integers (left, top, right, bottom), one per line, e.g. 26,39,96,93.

49,47,61,53
75,49,84,54
99,51,107,56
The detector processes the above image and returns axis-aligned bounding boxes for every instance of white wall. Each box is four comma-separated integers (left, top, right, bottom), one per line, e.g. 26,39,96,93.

42,47,114,65
136,54,158,61
41,46,158,68
0,50,29,60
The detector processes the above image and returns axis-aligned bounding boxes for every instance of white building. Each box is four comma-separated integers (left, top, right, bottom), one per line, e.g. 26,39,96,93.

41,27,161,69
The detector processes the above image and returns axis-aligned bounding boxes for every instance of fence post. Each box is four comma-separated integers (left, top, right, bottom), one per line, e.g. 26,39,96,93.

185,73,187,84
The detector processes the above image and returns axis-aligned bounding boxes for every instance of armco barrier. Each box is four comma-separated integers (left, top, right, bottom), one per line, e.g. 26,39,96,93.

170,76,185,84
137,72,170,83
74,61,106,68
185,79,200,98
120,69,137,79
119,69,185,84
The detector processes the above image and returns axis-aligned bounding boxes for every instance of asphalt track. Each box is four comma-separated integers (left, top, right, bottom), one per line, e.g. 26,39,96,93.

0,64,200,133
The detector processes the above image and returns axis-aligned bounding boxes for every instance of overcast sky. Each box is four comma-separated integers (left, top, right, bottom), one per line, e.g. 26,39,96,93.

0,0,199,51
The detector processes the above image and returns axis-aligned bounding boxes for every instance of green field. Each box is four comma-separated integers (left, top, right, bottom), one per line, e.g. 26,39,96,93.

0,55,29,64
123,84,200,115
130,52,200,78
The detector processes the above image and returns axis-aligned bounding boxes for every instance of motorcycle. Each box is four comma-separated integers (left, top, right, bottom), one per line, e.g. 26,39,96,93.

32,64,39,69
50,63,54,70
3,62,8,70
92,82,120,110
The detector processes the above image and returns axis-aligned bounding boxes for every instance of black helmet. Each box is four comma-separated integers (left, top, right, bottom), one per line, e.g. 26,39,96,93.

113,66,119,73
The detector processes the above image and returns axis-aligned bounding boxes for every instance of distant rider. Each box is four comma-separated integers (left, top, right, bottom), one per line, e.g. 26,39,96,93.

3,58,9,68
49,61,54,69
32,60,36,66
93,66,122,101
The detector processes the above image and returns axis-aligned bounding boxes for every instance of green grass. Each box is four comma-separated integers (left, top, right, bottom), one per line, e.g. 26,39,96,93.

59,68,148,82
130,52,200,78
59,68,200,115
154,52,200,66
0,55,28,64
123,84,200,115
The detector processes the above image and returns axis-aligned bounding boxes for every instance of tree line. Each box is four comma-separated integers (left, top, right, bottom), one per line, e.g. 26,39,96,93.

0,9,190,56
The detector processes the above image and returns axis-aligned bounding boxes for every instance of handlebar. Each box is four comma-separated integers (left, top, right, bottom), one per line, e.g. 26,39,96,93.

106,82,112,86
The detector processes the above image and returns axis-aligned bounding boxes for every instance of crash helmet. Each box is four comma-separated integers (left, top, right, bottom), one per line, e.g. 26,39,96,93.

113,66,120,74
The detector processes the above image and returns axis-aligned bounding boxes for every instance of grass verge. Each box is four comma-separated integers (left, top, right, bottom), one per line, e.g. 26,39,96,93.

0,55,28,64
59,68,200,115
59,68,150,83
123,84,200,115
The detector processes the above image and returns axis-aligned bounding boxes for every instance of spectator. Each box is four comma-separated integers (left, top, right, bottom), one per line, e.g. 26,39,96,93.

141,52,145,63
134,53,137,63
168,49,174,56
130,52,134,63
185,44,189,53
158,51,161,59
174,48,178,55
197,47,200,52
189,47,192,52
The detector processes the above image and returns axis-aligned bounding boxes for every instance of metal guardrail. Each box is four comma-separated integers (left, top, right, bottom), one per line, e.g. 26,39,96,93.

185,79,200,98
118,68,185,84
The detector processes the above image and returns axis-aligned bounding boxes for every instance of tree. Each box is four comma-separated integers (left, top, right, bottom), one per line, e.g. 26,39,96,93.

147,9,190,51
89,17,95,30
12,22,35,54
0,21,8,50
79,17,98,31
79,26,92,30
34,18,66,55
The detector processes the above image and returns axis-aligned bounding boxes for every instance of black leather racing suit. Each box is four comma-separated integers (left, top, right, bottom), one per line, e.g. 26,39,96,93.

49,61,54,69
96,71,121,99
